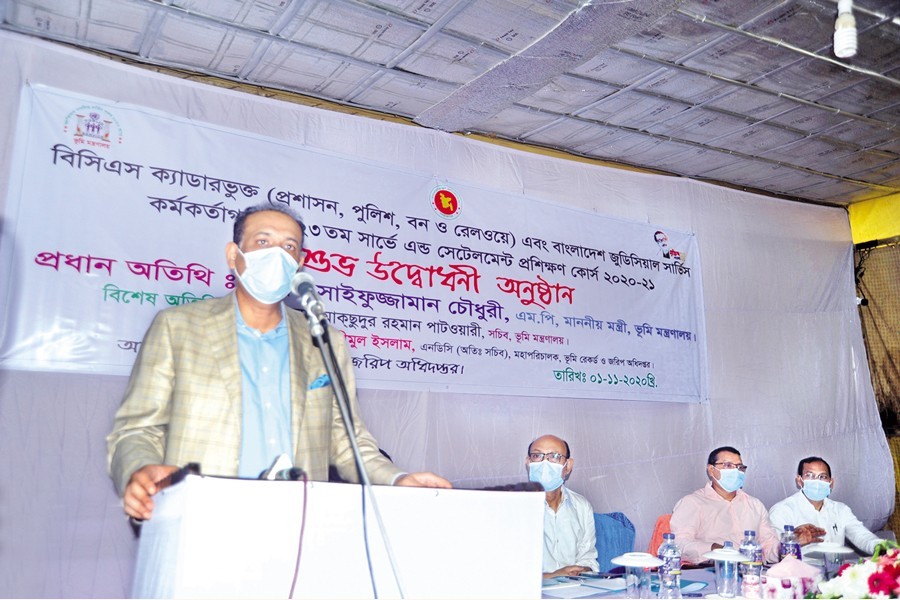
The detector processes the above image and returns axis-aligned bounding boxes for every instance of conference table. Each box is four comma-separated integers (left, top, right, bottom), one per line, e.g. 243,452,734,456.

541,555,852,599
541,567,717,599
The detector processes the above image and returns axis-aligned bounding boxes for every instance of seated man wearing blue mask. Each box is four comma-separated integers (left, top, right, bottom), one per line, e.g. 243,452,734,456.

769,456,883,555
670,446,781,564
527,434,599,578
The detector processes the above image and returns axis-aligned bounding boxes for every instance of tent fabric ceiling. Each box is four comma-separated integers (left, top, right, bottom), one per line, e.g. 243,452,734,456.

1,0,898,207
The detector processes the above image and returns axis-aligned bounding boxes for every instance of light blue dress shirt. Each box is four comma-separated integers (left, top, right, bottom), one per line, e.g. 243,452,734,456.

236,304,292,478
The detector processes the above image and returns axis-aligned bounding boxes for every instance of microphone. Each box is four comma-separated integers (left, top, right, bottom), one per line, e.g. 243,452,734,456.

290,272,326,319
259,453,305,481
270,467,305,481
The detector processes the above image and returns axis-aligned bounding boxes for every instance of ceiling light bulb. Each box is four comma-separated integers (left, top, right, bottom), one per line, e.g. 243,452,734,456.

834,0,857,58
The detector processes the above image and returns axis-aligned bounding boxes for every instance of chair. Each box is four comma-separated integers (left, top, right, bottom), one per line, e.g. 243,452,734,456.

594,512,636,573
647,513,672,556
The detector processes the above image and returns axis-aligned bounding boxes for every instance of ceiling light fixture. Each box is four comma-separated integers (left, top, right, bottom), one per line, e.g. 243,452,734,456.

834,0,857,58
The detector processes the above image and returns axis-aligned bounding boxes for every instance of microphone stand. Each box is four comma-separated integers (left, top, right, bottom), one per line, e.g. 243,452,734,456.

301,304,406,599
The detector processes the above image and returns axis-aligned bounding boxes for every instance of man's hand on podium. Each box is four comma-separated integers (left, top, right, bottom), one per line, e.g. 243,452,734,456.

395,472,453,488
124,464,179,521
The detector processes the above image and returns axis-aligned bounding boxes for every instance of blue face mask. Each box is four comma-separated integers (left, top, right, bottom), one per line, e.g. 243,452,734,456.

529,460,565,492
802,479,832,502
717,468,745,492
235,247,299,304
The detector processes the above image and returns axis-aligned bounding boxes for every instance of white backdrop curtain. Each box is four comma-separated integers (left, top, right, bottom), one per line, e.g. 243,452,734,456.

0,30,891,598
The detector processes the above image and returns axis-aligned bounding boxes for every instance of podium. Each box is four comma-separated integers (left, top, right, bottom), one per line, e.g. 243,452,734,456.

132,475,545,598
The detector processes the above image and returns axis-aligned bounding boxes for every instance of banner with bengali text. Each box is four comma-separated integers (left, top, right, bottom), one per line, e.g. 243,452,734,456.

0,85,707,402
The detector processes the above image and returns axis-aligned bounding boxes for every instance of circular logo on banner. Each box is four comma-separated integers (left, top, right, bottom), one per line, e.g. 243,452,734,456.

431,187,461,220
62,105,124,150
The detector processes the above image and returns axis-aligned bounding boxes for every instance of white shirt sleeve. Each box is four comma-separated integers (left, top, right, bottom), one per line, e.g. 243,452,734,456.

837,503,883,555
573,495,600,571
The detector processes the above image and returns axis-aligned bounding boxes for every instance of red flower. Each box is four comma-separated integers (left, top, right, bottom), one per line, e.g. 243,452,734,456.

879,553,900,568
869,570,897,596
836,562,852,577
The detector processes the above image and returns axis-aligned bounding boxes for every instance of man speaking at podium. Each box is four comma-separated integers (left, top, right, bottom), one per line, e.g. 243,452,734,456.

107,204,450,521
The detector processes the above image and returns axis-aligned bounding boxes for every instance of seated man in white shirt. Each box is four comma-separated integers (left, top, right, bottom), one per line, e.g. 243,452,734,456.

527,434,599,578
769,456,884,555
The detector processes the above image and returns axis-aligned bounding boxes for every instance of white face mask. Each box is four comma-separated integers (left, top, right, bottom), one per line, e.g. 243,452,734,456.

528,460,565,492
235,247,298,304
802,479,832,502
717,468,745,492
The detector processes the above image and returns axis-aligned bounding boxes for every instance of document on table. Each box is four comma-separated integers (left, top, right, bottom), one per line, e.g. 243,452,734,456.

580,577,627,591
650,579,709,593
542,584,605,598
542,576,627,598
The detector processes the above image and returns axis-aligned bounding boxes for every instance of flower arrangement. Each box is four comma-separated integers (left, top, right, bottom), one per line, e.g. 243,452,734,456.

816,541,900,598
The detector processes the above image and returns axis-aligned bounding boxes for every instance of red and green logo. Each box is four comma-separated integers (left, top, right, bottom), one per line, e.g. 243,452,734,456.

431,187,461,219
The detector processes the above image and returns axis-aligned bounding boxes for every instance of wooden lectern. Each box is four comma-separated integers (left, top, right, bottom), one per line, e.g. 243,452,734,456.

132,475,544,598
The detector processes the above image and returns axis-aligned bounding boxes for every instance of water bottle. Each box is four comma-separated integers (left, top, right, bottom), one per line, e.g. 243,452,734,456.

739,529,763,599
779,525,802,561
656,532,682,599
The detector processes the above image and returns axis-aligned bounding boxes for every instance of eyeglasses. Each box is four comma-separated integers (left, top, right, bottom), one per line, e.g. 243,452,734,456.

528,452,568,464
713,462,748,472
801,472,831,481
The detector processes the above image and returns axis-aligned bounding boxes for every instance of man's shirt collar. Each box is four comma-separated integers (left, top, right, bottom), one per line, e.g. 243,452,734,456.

235,299,287,337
